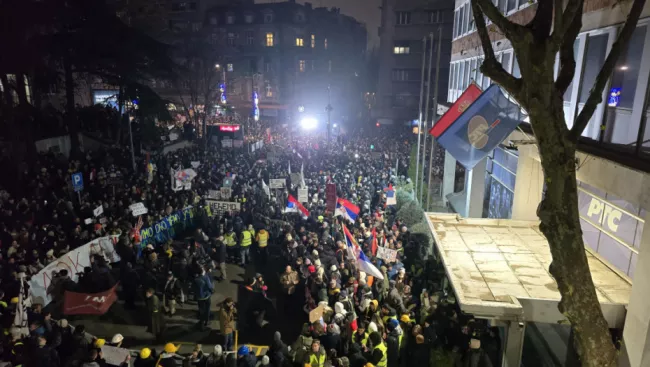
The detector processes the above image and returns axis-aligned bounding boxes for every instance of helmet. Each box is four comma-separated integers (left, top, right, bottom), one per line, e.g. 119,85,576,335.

94,339,106,348
111,333,124,344
399,314,411,323
238,345,249,356
10,297,18,304
140,348,152,359
164,343,178,353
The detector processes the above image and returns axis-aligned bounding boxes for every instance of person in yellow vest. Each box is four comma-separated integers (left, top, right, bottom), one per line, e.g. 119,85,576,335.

224,228,237,263
239,225,253,266
352,322,370,348
256,226,270,266
304,339,326,367
364,332,387,367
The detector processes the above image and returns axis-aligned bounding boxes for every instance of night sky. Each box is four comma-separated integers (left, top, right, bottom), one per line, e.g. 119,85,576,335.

254,0,381,48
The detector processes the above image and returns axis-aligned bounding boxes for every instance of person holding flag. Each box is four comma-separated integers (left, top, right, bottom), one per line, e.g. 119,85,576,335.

336,198,360,223
342,224,383,280
285,194,310,218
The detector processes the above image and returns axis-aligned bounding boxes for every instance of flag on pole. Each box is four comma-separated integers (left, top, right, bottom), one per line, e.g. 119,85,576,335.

288,161,291,174
343,225,383,279
335,198,360,222
384,184,396,206
286,194,309,217
300,163,306,187
13,274,29,336
262,179,271,198
371,227,378,257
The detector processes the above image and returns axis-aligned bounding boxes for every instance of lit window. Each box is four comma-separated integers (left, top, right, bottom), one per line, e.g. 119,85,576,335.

324,38,328,49
296,38,304,47
227,63,234,72
396,12,411,25
311,34,315,48
245,14,253,23
266,32,274,47
393,46,410,54
226,14,235,24
299,60,306,72
265,83,273,97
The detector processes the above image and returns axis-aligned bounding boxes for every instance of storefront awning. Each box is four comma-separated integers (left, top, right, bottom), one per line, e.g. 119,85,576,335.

425,213,631,328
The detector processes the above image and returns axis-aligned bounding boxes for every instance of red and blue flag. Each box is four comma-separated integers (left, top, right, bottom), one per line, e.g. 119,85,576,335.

336,198,360,222
286,194,310,217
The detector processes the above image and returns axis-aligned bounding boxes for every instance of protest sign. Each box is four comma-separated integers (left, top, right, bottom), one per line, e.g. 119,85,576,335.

298,188,308,203
132,207,148,216
376,246,398,263
220,187,232,199
84,218,93,225
269,179,285,189
309,304,325,323
101,345,131,366
93,205,103,217
138,207,195,246
206,200,241,217
208,190,221,199
30,235,120,306
326,183,337,212
190,161,200,168
63,284,118,315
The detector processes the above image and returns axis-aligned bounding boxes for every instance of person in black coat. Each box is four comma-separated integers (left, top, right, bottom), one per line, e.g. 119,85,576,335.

269,331,290,367
347,343,367,367
409,335,430,367
385,320,401,367
319,324,342,356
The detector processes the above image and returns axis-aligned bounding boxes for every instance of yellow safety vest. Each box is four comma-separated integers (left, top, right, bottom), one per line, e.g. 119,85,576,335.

257,231,269,248
225,233,236,247
382,314,397,324
306,352,326,367
352,330,369,347
241,231,252,247
398,334,403,349
374,342,387,367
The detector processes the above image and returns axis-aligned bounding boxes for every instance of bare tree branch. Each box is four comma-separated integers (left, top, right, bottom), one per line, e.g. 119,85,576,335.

474,0,526,41
551,0,582,48
472,0,523,96
570,0,647,140
554,3,582,94
554,0,564,35
529,0,554,39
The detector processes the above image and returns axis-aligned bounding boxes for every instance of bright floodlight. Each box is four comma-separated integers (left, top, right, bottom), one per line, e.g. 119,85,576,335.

333,123,338,128
300,117,318,130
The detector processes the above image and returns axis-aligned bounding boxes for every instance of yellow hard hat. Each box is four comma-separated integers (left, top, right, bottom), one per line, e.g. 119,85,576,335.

400,314,411,323
94,338,106,348
10,297,19,304
164,343,179,353
140,348,151,359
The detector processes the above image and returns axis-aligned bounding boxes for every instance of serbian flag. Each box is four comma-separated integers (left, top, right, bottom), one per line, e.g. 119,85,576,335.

431,84,522,169
343,225,383,279
286,194,310,217
336,198,360,222
371,227,378,257
384,184,396,206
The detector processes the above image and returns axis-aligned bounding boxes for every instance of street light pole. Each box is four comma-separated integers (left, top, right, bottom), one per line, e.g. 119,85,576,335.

414,36,427,199
326,84,333,145
419,32,434,204
426,26,442,211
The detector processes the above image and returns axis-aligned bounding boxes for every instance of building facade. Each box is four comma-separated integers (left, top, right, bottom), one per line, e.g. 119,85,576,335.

374,0,454,125
444,0,650,365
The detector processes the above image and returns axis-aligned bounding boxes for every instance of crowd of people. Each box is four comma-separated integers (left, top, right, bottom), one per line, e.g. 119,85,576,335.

0,124,501,367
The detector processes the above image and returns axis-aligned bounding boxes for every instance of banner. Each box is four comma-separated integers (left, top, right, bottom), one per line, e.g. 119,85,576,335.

298,187,308,203
431,85,521,169
101,346,131,366
208,190,221,199
63,284,118,315
269,179,286,189
30,235,120,306
220,187,232,199
326,183,337,212
138,207,196,246
206,200,241,217
376,246,398,263
93,205,103,217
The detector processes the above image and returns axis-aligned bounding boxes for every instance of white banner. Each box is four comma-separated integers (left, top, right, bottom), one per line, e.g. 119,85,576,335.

298,188,308,203
269,179,285,189
30,235,120,306
376,246,398,263
132,207,148,216
129,202,146,211
93,205,103,217
206,200,241,216
208,190,221,200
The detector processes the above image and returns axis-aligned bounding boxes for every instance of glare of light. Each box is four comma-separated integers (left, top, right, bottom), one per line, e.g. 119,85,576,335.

376,122,380,127
298,105,305,112
619,65,629,70
333,123,338,128
300,117,318,130
215,64,221,69
354,153,359,159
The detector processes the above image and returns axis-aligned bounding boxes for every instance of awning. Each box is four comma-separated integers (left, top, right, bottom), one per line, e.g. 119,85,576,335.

425,213,631,328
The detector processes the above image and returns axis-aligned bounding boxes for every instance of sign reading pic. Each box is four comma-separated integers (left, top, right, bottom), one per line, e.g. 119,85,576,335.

206,200,241,217
269,179,286,189
63,284,118,315
376,246,398,263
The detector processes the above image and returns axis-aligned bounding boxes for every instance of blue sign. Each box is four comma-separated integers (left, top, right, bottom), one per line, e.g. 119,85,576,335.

139,206,196,246
71,172,84,192
608,87,621,107
435,85,521,169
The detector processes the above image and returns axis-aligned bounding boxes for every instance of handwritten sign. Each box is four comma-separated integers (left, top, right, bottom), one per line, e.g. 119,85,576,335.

206,200,241,217
93,205,103,217
101,345,130,366
208,190,221,199
298,188,308,203
376,247,398,263
269,179,286,189
220,187,232,199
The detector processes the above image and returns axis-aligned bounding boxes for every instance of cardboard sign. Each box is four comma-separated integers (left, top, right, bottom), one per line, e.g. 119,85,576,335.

93,205,103,217
220,187,232,199
290,173,302,186
376,246,398,263
191,161,200,168
100,345,131,366
84,218,93,225
309,304,325,323
208,190,221,199
326,183,337,212
206,200,241,217
269,179,286,189
298,188,308,203
132,207,148,217
129,202,145,211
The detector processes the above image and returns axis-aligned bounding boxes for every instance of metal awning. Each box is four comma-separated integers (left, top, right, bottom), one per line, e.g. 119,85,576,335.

425,213,631,328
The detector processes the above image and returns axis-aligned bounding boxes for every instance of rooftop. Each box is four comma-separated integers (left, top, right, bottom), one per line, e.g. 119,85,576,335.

425,213,632,325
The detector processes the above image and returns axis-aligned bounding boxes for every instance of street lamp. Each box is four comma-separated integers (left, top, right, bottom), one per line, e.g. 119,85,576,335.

215,64,221,69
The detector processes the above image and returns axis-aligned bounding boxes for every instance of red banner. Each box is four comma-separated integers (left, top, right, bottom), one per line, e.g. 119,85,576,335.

429,83,483,138
326,183,337,213
63,284,118,315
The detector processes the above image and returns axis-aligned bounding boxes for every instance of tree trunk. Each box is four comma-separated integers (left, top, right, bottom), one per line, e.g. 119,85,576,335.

530,98,618,366
63,55,81,157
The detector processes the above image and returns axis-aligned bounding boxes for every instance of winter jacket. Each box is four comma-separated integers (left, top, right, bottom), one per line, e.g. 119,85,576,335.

219,306,237,335
193,273,213,300
386,332,400,367
237,354,257,367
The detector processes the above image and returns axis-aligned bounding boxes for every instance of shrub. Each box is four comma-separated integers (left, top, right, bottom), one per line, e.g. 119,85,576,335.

396,200,425,228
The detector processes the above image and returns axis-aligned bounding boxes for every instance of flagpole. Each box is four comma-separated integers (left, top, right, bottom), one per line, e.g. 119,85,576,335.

426,26,442,211
414,36,427,201
419,32,434,204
